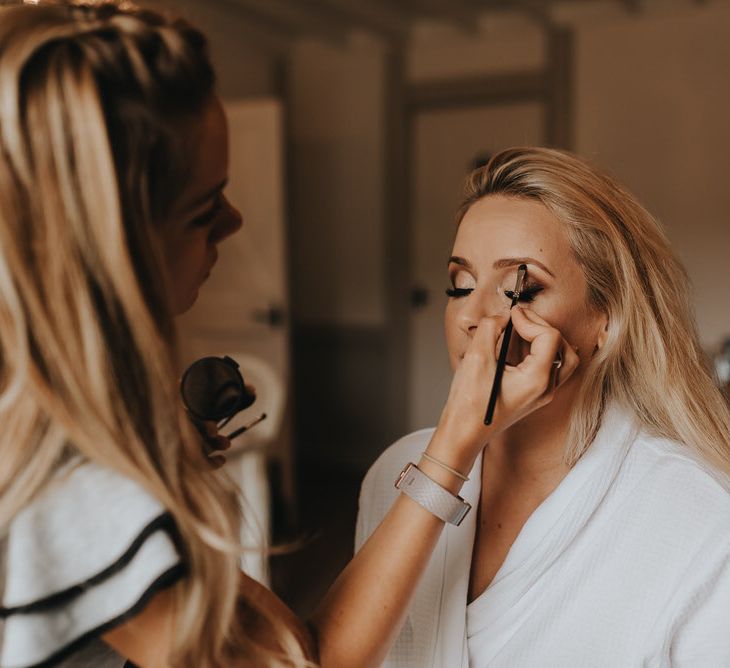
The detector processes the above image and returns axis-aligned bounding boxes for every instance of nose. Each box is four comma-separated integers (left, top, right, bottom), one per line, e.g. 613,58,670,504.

210,196,243,243
459,287,507,337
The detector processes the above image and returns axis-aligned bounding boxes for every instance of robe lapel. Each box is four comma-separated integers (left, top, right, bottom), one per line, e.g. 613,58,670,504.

465,405,638,664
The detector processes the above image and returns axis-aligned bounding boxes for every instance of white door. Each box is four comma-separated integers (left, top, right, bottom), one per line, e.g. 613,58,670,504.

408,102,545,432
176,99,291,575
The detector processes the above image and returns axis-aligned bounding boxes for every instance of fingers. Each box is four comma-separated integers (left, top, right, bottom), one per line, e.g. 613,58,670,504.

205,434,232,468
465,314,509,365
510,307,580,394
195,419,232,468
207,453,227,469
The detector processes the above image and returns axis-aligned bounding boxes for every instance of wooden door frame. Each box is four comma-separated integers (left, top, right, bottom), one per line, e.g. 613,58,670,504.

383,27,574,440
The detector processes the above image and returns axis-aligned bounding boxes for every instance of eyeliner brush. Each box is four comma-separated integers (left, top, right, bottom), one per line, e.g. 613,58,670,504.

484,264,527,425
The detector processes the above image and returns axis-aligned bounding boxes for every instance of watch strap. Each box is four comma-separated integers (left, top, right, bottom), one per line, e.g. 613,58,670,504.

394,463,471,526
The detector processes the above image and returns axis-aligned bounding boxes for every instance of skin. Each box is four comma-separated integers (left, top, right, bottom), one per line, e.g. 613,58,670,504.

444,194,608,599
158,97,242,316
103,108,585,666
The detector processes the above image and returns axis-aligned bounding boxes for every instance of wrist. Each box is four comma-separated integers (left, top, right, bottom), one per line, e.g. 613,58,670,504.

395,463,471,526
420,435,478,494
416,456,465,494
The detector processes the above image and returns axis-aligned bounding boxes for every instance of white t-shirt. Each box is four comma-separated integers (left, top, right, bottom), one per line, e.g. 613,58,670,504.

0,460,184,668
355,405,730,667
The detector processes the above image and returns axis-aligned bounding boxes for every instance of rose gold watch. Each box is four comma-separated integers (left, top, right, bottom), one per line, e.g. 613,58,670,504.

394,463,471,526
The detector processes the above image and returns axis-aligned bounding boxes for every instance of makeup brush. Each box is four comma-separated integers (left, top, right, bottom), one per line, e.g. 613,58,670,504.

227,413,267,440
484,264,527,425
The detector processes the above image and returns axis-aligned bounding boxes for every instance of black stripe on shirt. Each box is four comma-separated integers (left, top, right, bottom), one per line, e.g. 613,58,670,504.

7,562,186,668
1,512,181,617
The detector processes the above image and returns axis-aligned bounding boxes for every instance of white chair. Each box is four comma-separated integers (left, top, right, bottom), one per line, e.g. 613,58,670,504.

221,353,285,587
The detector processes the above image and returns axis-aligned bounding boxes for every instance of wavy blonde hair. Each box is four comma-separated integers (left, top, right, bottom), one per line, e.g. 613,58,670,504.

457,147,730,471
0,2,308,665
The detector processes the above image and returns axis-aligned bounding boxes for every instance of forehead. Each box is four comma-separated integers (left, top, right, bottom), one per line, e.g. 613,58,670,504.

453,195,571,264
177,99,229,212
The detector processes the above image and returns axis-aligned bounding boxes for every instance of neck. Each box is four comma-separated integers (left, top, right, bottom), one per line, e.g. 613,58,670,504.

483,384,577,493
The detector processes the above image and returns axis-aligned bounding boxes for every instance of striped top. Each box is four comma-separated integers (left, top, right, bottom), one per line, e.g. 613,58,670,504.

0,460,184,668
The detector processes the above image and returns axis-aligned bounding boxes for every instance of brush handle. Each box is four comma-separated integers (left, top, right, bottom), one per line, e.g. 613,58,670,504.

484,317,514,425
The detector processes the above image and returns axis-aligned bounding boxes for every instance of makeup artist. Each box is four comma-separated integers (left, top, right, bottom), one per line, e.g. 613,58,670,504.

356,147,730,667
0,4,574,667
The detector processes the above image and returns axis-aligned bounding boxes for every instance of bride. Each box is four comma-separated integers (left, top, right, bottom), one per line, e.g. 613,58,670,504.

356,147,730,667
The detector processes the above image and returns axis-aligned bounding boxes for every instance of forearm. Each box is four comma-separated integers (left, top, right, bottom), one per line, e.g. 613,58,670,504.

311,445,470,668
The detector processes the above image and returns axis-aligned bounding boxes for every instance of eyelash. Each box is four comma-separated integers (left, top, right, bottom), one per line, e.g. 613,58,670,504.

445,287,473,298
191,200,223,227
504,284,544,303
445,284,544,302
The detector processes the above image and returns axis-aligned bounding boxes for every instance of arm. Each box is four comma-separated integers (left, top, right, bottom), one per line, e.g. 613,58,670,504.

103,573,316,667
309,434,474,668
312,308,579,667
103,308,575,666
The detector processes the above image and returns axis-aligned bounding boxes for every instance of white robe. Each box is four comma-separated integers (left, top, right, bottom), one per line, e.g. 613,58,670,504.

355,406,730,667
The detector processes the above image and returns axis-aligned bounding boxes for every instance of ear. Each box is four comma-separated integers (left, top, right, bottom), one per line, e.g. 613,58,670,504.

594,312,609,351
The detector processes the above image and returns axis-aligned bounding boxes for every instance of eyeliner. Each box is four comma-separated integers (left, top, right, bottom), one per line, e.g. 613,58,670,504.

484,264,527,425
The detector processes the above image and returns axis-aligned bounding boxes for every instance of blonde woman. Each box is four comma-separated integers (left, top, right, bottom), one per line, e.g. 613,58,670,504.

356,147,730,666
0,3,575,667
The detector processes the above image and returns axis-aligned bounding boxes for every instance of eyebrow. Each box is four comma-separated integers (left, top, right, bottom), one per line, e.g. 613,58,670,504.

187,178,228,212
448,255,555,278
493,257,555,278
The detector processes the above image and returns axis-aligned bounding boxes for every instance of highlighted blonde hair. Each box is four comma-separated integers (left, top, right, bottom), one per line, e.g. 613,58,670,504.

457,147,730,470
0,2,308,665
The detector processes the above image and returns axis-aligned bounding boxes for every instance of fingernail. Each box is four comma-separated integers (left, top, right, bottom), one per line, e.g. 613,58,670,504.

208,454,226,468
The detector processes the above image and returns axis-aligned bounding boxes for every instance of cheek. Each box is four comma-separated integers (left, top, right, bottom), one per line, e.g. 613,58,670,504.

444,302,462,365
536,299,601,356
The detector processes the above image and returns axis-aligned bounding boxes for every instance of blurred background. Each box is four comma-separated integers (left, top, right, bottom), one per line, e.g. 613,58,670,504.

152,0,730,617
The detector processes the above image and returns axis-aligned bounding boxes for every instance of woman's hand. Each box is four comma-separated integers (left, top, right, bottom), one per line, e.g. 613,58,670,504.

188,383,257,468
313,307,580,668
198,420,232,468
429,306,580,473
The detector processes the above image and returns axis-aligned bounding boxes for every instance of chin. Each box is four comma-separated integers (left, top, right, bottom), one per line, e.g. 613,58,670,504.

172,289,199,316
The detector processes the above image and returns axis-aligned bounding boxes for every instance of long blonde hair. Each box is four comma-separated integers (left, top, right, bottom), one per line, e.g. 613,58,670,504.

457,147,730,471
0,2,307,665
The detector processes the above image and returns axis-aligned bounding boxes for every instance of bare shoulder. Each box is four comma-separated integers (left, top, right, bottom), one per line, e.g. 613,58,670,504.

102,584,176,667
102,574,316,666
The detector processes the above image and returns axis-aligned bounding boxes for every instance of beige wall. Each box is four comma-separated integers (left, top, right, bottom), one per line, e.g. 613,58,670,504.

169,0,730,349
393,2,730,350
566,1,730,349
408,14,545,81
160,0,281,99
289,38,387,327
287,14,546,328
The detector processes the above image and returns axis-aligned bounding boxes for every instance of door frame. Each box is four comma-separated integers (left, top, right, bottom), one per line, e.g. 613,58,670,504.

383,27,574,438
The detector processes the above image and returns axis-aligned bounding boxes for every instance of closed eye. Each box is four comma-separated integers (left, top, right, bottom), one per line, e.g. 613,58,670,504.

191,207,220,227
504,285,544,303
446,287,473,298
190,197,224,227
